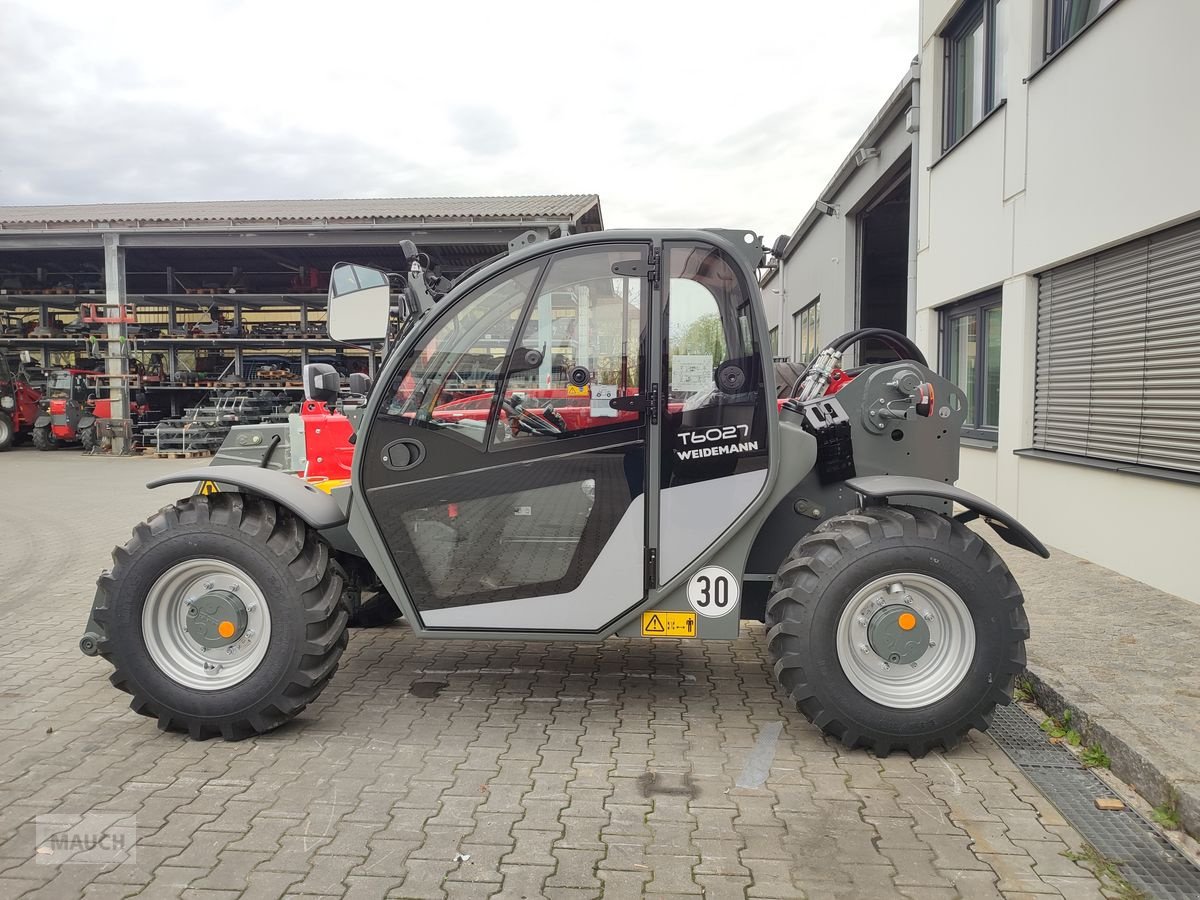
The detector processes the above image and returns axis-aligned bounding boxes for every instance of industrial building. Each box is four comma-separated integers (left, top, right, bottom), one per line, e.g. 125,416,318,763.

0,195,602,452
766,0,1200,602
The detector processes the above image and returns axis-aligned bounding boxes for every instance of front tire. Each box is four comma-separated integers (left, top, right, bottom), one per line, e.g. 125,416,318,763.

0,412,13,451
765,505,1028,757
32,425,55,450
79,424,97,452
91,493,349,739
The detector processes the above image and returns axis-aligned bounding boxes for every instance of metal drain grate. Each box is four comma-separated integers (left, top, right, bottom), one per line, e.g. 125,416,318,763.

990,704,1082,768
989,703,1200,899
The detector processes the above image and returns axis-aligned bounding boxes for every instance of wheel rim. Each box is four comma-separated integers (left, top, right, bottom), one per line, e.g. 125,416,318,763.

142,558,272,691
0,417,10,444
835,573,975,709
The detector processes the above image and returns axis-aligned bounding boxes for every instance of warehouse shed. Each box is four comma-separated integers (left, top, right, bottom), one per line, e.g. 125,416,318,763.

0,195,602,452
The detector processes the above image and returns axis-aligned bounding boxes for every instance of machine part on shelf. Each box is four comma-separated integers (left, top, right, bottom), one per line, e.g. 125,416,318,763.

84,228,1045,754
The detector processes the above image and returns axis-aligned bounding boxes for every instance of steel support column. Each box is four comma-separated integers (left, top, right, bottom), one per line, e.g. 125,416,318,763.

102,233,131,453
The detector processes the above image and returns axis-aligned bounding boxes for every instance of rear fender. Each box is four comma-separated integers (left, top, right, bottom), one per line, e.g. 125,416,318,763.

146,466,348,530
844,475,1049,558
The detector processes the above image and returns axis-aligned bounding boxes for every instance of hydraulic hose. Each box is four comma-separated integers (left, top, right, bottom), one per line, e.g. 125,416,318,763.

790,327,927,399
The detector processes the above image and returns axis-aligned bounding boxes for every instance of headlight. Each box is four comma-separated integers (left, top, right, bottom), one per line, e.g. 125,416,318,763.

0,395,14,410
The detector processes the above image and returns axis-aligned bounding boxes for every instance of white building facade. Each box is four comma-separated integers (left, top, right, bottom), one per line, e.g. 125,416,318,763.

914,0,1200,601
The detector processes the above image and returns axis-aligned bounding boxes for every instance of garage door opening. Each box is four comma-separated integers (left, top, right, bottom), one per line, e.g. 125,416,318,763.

857,174,910,364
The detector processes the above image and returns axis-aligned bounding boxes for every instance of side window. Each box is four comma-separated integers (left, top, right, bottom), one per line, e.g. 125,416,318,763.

490,245,646,448
382,261,541,446
663,242,768,487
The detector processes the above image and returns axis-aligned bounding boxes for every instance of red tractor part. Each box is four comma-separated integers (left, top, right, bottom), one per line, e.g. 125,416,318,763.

0,357,43,450
297,399,355,482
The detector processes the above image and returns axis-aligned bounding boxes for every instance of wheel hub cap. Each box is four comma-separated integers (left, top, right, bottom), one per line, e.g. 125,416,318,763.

836,574,976,709
185,590,247,648
141,558,272,691
867,604,930,665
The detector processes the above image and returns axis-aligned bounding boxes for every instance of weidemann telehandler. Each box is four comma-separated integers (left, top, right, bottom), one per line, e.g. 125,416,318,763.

80,228,1047,755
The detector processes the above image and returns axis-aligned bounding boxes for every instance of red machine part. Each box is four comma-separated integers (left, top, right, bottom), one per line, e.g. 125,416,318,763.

824,368,855,395
1,378,42,435
298,400,356,481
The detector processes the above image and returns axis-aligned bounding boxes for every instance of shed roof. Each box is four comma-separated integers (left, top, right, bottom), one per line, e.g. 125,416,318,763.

0,195,603,231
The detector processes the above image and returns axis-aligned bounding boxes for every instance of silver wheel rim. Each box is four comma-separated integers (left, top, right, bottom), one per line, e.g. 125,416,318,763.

0,418,10,443
141,558,272,691
836,573,975,709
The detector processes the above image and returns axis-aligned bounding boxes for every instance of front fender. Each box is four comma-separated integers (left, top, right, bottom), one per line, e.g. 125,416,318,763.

34,414,50,428
845,474,1049,558
147,466,348,530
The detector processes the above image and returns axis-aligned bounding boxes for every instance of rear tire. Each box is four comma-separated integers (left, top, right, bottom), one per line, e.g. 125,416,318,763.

0,412,13,451
765,504,1028,757
348,590,403,628
91,493,349,740
32,425,55,450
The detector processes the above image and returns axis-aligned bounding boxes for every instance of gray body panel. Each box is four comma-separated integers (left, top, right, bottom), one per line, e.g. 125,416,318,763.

658,471,766,584
846,474,1050,558
209,422,294,471
147,466,347,530
420,495,645,630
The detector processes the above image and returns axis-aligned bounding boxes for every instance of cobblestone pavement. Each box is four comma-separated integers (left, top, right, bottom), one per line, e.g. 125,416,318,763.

0,450,1111,898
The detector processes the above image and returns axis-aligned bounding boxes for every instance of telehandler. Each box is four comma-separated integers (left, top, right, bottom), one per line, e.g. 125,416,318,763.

81,229,1046,755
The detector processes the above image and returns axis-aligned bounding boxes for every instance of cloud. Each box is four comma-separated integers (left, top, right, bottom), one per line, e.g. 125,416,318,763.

0,0,918,240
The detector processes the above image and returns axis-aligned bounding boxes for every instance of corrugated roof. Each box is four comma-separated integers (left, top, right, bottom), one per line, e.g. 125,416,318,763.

0,195,601,228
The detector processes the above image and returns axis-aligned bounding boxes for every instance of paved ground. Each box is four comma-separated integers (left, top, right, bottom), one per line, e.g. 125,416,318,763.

995,531,1200,839
0,448,1113,898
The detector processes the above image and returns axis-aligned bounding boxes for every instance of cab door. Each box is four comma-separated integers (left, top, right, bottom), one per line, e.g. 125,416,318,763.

356,244,655,633
655,241,770,587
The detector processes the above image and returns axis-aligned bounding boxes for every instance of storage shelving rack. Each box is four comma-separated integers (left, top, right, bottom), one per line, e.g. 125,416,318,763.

0,196,605,451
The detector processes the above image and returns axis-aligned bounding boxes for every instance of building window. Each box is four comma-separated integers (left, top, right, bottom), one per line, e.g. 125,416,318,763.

943,0,1007,151
792,297,821,362
1045,0,1117,57
1034,217,1200,475
941,293,1002,440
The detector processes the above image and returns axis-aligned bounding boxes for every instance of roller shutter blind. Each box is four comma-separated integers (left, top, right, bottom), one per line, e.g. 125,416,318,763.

1034,217,1200,474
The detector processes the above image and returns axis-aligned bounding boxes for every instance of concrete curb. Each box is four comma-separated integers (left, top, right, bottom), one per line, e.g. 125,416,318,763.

1025,663,1200,841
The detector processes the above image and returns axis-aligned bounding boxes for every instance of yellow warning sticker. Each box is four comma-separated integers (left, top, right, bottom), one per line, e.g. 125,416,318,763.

198,480,220,495
566,383,590,397
641,611,697,637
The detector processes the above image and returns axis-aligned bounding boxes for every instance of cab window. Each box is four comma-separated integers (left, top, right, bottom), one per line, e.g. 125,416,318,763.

490,245,646,448
382,261,541,446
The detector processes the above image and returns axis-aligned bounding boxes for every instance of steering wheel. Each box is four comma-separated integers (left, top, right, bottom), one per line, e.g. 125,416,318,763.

541,403,567,433
502,393,564,436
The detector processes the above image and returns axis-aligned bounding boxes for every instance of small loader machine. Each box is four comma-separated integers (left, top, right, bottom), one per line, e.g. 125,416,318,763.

32,368,107,451
0,351,43,451
81,229,1047,755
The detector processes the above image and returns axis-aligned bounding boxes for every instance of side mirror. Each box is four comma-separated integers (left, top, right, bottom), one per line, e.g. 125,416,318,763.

770,234,789,259
302,363,340,403
348,372,372,396
328,262,392,342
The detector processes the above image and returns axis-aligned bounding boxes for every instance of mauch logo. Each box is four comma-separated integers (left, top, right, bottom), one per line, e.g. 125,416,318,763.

35,814,136,865
676,424,759,461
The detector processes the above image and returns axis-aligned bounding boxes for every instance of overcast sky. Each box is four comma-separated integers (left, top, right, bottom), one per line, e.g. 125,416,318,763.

0,0,917,240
